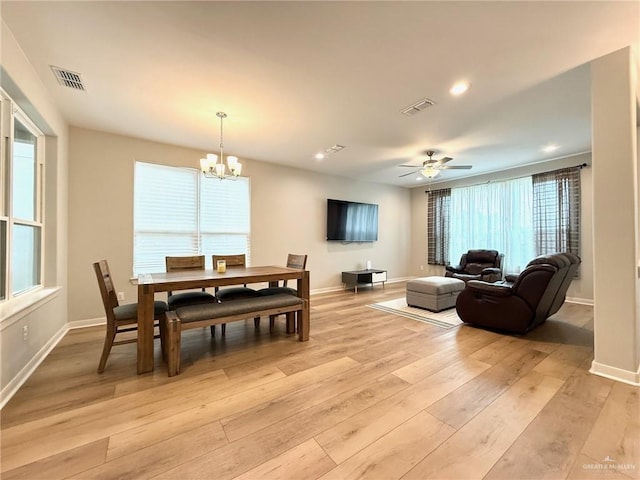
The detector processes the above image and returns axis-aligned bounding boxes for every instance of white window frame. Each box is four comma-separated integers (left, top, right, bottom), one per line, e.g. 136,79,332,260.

0,89,45,302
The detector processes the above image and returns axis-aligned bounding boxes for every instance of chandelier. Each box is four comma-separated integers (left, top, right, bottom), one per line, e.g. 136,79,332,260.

200,112,242,180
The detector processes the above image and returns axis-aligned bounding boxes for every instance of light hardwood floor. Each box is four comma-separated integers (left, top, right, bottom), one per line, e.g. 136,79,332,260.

1,283,638,479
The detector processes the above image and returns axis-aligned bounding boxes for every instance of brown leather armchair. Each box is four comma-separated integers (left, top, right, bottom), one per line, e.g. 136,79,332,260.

445,249,504,283
455,252,581,334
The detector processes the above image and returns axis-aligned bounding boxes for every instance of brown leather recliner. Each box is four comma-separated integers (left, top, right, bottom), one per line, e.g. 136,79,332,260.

455,252,581,334
445,249,504,283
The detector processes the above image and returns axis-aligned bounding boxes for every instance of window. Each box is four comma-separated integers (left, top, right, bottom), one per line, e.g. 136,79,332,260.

133,161,251,275
0,90,45,301
427,166,581,274
532,167,580,258
426,188,450,265
449,177,534,274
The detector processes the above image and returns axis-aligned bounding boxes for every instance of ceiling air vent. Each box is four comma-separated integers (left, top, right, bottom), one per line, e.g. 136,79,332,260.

401,98,435,116
50,66,86,92
325,144,345,154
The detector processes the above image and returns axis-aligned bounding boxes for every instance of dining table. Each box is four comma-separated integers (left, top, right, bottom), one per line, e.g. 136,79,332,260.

136,265,310,374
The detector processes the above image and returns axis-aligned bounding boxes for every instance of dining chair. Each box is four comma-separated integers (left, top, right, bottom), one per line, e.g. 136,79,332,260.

93,260,168,373
211,254,260,334
259,254,308,296
212,254,259,300
166,255,222,336
165,255,217,309
258,254,308,332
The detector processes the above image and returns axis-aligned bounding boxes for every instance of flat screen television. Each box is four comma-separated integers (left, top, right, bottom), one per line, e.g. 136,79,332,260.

326,199,378,242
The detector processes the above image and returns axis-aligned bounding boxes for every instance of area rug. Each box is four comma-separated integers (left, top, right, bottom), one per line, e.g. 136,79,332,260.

367,297,463,329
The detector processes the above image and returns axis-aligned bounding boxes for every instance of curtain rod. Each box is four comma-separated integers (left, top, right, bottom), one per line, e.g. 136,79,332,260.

425,163,588,193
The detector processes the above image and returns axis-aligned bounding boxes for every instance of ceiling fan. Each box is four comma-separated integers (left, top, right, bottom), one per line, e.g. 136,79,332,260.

398,150,472,178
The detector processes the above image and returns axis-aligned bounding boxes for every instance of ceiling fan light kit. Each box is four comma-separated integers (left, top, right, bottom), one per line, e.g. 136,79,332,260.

421,166,441,178
398,149,472,179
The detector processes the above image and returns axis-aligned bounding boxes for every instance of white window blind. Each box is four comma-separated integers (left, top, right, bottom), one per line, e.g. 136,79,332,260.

134,161,250,275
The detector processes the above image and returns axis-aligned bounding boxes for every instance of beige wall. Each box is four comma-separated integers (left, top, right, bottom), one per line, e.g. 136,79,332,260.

409,152,594,302
68,127,412,323
0,21,69,396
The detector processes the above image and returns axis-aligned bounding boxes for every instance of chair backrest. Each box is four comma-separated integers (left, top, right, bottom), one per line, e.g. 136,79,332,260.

166,255,206,272
513,252,576,328
93,260,118,322
166,255,207,295
462,249,500,274
286,254,307,269
548,252,581,316
283,254,308,287
212,254,246,268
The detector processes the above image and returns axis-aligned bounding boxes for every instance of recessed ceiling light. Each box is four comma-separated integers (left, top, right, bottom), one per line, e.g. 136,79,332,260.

543,144,559,153
314,153,325,160
450,81,470,96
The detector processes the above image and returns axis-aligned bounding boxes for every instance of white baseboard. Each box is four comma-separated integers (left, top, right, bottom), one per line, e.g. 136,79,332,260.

68,316,105,330
310,285,344,295
0,323,69,410
566,296,594,306
387,276,414,284
589,360,640,386
311,276,412,296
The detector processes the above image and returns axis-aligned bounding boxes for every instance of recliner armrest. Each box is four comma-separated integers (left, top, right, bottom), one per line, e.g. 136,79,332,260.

465,280,513,297
445,264,465,273
481,267,501,275
504,273,519,283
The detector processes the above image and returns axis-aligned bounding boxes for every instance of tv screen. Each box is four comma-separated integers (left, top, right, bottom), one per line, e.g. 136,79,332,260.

326,199,378,242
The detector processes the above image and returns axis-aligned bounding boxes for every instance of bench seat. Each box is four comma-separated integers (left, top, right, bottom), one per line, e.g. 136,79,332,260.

164,294,306,376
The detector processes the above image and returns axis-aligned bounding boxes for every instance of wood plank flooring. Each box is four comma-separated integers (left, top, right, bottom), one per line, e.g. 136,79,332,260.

2,283,638,479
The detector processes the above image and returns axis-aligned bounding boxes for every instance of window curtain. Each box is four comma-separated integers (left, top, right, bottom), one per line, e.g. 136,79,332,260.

532,167,581,257
449,177,534,274
427,188,450,265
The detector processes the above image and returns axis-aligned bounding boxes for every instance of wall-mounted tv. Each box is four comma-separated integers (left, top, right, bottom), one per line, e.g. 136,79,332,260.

326,199,378,242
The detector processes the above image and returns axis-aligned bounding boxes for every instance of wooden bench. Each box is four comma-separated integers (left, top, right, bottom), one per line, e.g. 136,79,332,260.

164,294,306,376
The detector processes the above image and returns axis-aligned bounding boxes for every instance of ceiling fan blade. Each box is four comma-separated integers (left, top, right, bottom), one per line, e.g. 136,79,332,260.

398,170,419,177
398,164,420,167
440,165,472,170
436,156,453,165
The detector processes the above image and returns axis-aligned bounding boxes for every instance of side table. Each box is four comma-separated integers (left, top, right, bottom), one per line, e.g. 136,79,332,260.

341,269,387,293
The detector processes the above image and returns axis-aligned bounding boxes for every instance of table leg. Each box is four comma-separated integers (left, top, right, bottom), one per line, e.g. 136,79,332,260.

137,283,155,374
297,270,310,341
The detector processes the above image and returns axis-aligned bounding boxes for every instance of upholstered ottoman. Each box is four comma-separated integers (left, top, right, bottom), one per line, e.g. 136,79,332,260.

406,277,465,312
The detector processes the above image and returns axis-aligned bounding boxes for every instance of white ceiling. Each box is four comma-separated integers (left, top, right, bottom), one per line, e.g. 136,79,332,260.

2,1,639,187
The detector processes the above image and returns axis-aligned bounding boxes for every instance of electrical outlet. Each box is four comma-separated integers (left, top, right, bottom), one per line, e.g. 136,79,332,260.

23,325,28,341
117,292,125,301
419,265,424,271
